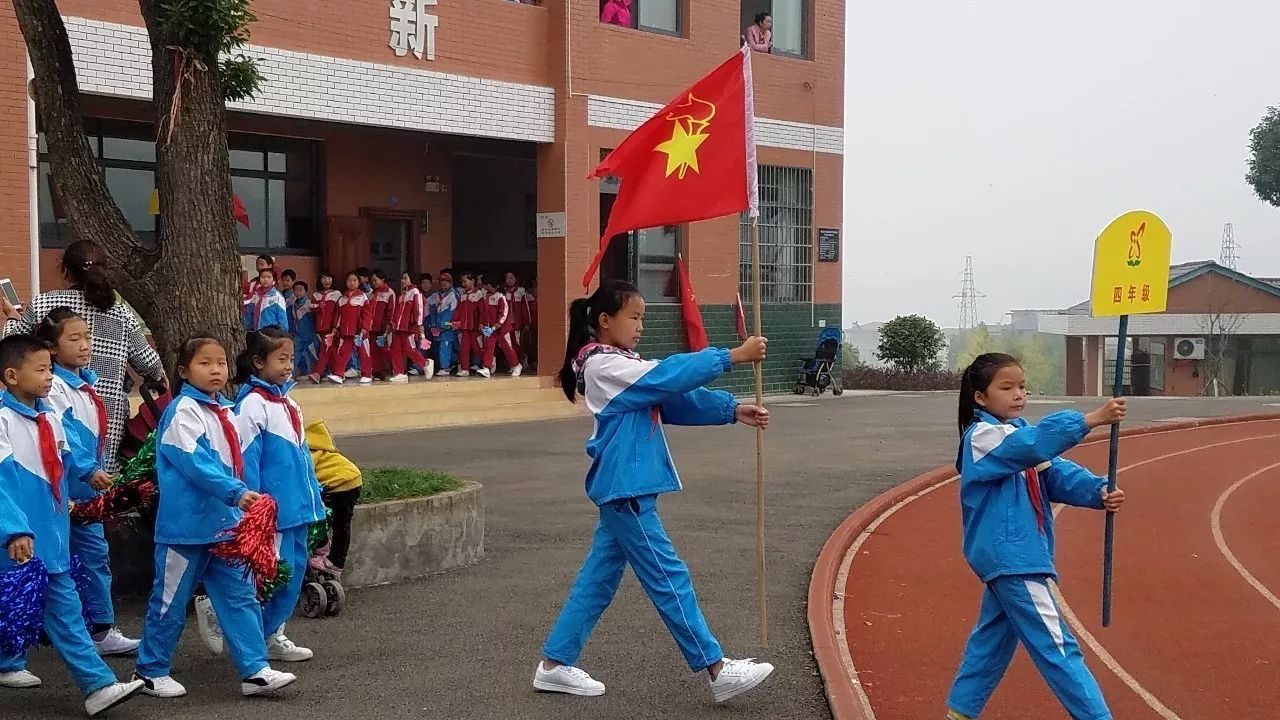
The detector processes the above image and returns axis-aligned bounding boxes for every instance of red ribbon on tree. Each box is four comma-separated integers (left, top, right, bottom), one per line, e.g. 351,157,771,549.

211,495,280,598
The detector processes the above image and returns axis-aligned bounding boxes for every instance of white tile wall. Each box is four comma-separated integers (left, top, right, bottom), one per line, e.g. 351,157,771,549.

586,95,843,155
65,17,555,143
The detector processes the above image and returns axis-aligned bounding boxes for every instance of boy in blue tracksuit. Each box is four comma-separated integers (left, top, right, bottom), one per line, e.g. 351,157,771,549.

427,272,459,374
534,280,775,705
0,334,142,716
132,336,296,700
37,307,140,657
947,353,1128,720
233,328,325,662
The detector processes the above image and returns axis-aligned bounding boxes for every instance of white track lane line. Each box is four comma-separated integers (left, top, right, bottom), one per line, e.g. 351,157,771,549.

1210,460,1280,612
838,421,1280,720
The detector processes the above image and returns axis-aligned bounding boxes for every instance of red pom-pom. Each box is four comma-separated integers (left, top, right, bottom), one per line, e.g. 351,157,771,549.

211,495,280,597
70,480,157,525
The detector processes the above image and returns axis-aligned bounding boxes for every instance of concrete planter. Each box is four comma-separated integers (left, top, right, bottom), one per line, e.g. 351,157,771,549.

105,481,484,594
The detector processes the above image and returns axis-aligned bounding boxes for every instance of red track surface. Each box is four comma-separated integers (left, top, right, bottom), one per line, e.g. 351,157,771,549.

824,417,1280,720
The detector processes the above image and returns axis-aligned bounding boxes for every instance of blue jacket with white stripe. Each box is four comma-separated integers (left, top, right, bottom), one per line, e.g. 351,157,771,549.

154,384,250,546
575,345,739,507
957,409,1106,583
0,393,96,573
48,364,106,502
235,376,325,531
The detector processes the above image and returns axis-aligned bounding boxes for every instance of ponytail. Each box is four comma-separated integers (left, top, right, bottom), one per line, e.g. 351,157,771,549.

957,352,1021,436
235,327,293,384
62,241,116,311
558,280,641,403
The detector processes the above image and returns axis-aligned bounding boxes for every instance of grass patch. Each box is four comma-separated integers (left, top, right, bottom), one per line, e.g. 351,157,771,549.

358,467,466,505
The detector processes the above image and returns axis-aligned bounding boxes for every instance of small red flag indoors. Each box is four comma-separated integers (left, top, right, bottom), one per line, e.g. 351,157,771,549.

584,47,758,287
675,256,708,351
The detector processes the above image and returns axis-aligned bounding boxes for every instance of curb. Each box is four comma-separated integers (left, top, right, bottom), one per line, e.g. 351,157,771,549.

807,412,1280,720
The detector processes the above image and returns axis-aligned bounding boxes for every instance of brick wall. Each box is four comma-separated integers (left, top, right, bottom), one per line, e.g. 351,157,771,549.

0,3,31,299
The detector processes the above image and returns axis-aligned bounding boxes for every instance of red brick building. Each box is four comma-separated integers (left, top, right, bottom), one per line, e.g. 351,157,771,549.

1038,261,1280,396
0,1,844,391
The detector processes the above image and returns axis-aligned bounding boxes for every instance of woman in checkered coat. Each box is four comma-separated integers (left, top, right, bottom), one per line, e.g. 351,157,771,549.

2,242,167,473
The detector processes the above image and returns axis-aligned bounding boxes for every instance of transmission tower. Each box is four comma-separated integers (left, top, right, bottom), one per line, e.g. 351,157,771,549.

954,256,986,330
1220,222,1240,270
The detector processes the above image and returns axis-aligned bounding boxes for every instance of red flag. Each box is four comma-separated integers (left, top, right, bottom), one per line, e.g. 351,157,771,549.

734,292,749,340
232,194,251,228
675,256,708,351
585,48,758,287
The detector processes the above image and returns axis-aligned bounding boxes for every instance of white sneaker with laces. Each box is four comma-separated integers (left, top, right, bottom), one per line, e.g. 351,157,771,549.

532,662,606,697
93,627,140,657
387,374,409,384
477,367,492,378
423,359,436,380
193,595,224,655
133,672,186,698
358,376,373,385
84,679,143,717
267,632,314,662
708,658,774,703
324,374,344,385
343,368,359,379
0,670,41,689
510,364,523,377
241,667,297,696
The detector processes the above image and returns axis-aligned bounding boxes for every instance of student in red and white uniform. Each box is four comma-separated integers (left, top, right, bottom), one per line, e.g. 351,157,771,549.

241,254,274,315
503,272,532,366
387,273,434,383
454,273,486,378
311,271,372,385
368,269,398,378
482,276,522,377
306,272,342,384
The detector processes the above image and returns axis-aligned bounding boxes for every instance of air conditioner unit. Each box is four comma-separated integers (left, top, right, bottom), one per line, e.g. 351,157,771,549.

1173,337,1206,360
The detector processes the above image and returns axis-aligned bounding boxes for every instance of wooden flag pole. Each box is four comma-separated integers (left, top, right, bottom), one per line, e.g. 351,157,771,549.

750,218,768,646
1101,313,1128,627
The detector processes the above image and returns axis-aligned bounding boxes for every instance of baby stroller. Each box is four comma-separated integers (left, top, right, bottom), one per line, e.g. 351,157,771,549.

794,327,844,396
117,381,171,462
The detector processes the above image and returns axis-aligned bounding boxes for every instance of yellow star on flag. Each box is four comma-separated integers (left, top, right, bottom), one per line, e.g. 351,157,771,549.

654,123,710,180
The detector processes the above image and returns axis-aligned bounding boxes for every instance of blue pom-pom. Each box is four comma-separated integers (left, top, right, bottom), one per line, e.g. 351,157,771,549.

0,559,49,655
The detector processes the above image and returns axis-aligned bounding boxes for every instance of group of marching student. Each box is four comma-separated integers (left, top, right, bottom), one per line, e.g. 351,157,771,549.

241,255,537,385
0,306,341,716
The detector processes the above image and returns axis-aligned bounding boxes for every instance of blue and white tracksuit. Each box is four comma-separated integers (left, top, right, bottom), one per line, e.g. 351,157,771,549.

47,365,116,628
948,409,1111,720
243,287,289,332
428,289,460,372
235,376,325,636
135,384,267,681
0,394,119,696
543,345,739,672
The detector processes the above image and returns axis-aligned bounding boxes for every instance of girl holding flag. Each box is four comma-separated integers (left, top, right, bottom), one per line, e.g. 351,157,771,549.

535,279,774,704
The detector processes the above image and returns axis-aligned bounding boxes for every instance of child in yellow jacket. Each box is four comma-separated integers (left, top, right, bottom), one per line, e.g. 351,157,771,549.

305,420,362,577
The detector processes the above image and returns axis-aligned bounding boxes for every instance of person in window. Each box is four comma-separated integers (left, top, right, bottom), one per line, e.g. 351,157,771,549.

743,13,773,53
600,0,631,27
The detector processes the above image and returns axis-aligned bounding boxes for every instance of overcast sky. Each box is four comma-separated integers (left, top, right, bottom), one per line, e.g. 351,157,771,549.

842,0,1280,327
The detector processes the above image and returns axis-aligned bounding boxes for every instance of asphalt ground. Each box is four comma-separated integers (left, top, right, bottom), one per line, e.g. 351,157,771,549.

8,392,1275,719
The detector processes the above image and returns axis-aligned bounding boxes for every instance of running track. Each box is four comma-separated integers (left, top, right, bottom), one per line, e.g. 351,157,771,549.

811,415,1280,720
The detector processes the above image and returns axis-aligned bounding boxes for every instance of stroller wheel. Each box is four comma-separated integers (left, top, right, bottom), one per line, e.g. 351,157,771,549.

301,582,327,619
322,580,346,617
793,384,805,395
833,386,844,396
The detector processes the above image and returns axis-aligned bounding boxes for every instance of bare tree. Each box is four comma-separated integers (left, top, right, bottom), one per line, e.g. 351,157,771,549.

1199,272,1246,396
12,0,262,375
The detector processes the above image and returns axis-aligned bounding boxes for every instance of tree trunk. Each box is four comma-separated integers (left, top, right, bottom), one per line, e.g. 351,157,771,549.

13,0,244,378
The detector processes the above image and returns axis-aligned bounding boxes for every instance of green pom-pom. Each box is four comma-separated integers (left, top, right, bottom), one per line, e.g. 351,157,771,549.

306,507,333,554
257,560,292,604
118,433,158,486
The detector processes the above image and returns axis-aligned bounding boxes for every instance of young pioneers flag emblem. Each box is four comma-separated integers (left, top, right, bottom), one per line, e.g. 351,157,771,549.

584,48,759,287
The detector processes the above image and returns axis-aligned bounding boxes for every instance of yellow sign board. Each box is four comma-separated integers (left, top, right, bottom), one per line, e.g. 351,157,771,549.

1090,210,1172,318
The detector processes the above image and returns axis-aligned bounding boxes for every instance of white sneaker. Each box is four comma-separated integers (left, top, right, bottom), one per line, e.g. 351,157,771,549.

477,367,492,378
532,662,606,697
84,679,143,717
0,670,41,689
358,376,373,385
708,658,774,703
387,374,408,384
407,368,421,376
510,364,523,377
423,359,436,380
457,370,471,377
241,667,297,696
324,374,344,385
133,672,186,698
343,368,359,379
267,632,314,662
93,627,140,657
194,595,224,655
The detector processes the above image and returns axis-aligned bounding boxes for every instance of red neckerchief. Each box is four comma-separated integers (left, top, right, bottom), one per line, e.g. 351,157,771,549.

78,383,109,460
1025,466,1046,532
253,387,302,440
208,402,245,480
34,412,64,509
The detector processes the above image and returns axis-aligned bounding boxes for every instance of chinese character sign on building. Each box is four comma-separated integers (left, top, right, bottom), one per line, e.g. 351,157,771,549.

1089,210,1172,318
390,0,439,61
